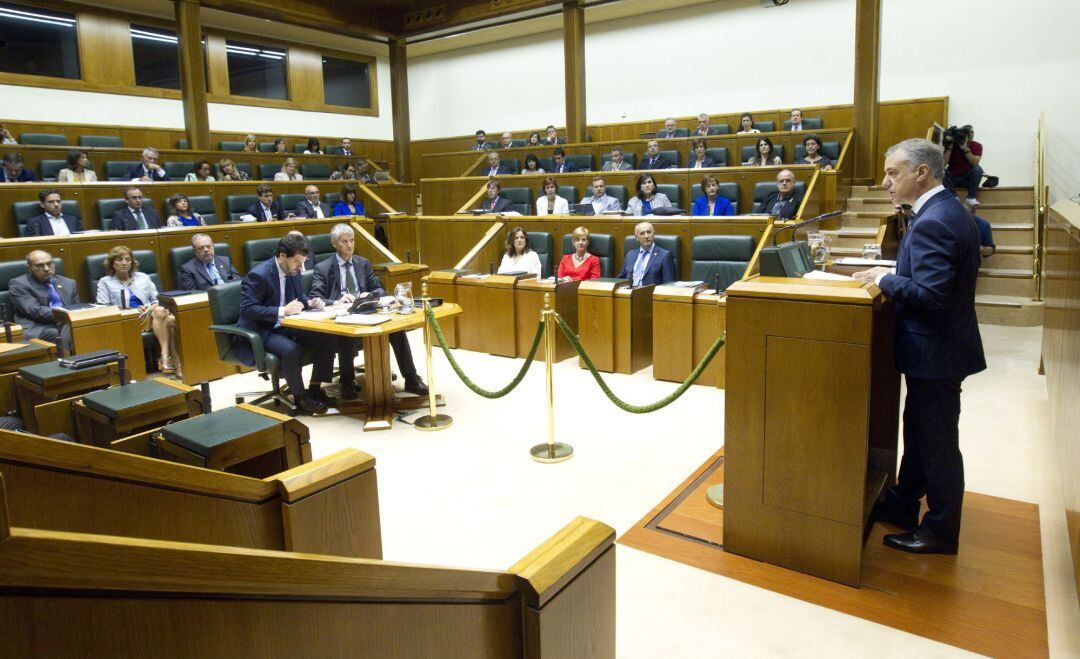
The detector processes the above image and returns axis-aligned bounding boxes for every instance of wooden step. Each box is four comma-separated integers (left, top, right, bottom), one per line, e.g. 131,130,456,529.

984,251,1034,270
839,212,887,228
975,295,1043,327
975,269,1036,297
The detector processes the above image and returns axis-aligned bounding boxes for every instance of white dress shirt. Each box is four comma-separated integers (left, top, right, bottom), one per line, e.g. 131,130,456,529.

48,214,70,236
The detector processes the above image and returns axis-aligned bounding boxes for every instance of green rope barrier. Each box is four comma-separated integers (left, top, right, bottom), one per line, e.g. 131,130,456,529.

425,306,544,399
553,312,725,414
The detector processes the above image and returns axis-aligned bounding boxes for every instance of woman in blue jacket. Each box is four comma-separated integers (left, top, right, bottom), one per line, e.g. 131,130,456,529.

691,175,735,216
333,182,366,217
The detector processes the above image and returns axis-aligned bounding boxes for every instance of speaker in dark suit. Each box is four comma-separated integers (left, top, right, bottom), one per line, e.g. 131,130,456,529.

854,139,985,555
309,224,427,398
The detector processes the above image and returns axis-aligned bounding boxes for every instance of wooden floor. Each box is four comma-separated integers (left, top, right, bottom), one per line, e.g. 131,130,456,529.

619,449,1049,657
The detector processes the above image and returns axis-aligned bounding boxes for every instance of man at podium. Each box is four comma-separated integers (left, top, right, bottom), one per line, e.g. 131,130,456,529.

854,138,985,555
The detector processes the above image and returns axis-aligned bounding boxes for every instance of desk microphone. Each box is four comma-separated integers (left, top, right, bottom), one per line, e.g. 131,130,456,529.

2,321,12,343
771,210,843,246
489,262,494,275
713,272,722,295
406,251,412,264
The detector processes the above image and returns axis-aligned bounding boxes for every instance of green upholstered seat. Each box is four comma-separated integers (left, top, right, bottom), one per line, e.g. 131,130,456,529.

561,233,615,277
79,135,122,148
655,184,683,208
564,154,593,171
741,144,785,163
301,164,332,179
176,139,189,149
509,139,527,148
784,118,824,130
621,234,682,275
19,133,67,146
529,232,553,279
168,242,231,282
753,181,807,212
84,249,163,296
689,235,757,292
794,141,841,162
690,182,740,214
98,198,152,231
81,380,183,418
599,153,637,169
104,161,140,181
259,164,279,180
19,360,108,386
536,157,554,172
0,341,50,361
227,195,258,221
243,237,279,270
686,148,728,167
709,124,731,135
558,185,580,204
164,161,194,179
13,201,80,237
325,145,344,155
233,162,253,179
39,160,66,181
639,149,679,168
219,141,245,151
258,142,277,153
307,234,334,264
604,185,628,208
165,195,217,225
753,121,776,132
0,258,64,322
162,406,278,457
293,144,307,153
278,193,305,213
501,187,532,215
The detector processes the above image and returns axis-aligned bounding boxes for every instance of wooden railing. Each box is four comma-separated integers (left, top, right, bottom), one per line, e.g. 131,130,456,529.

1035,112,1047,300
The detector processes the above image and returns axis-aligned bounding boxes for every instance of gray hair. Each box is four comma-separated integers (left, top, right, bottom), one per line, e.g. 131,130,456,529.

885,138,945,181
141,147,158,158
190,232,211,246
330,223,354,243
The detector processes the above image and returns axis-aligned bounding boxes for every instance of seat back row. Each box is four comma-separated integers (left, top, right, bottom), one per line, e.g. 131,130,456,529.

497,180,807,214
31,160,336,182
15,133,373,156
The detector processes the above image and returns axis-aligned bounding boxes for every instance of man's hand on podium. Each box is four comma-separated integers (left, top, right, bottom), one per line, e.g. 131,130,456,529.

852,266,892,284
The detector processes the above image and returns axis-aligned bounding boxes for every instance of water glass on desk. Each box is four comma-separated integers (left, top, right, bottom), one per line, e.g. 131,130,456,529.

394,282,414,313
862,243,882,260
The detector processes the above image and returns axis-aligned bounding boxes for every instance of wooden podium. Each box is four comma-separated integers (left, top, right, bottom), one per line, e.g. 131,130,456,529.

652,284,726,388
54,306,147,381
454,273,530,357
723,276,900,587
578,279,653,374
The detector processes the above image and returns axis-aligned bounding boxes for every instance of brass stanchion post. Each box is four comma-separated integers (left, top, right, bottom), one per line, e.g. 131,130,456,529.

415,282,452,431
530,293,572,463
705,288,724,508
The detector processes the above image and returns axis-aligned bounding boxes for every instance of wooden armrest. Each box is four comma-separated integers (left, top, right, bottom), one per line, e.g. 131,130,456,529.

508,516,615,608
267,448,376,503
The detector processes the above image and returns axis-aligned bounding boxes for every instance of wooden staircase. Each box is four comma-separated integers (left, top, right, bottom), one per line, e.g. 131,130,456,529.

834,185,1042,326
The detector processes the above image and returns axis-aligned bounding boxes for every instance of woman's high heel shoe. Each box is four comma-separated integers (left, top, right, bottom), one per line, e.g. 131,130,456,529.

158,357,176,374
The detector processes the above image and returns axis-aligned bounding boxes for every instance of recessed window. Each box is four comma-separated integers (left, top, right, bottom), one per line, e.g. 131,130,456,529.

131,25,181,89
226,40,287,100
322,55,371,109
0,1,79,80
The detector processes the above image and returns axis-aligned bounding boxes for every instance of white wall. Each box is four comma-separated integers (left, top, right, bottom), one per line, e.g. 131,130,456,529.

407,0,1080,187
1,57,394,140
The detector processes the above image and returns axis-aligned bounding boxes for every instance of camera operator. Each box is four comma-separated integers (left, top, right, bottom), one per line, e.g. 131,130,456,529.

943,124,983,207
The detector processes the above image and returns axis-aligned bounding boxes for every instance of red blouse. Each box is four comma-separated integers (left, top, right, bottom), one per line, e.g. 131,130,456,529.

557,253,601,281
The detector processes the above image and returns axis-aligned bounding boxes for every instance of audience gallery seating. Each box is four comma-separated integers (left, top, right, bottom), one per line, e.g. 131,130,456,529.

688,234,757,291
13,199,81,237
622,234,682,274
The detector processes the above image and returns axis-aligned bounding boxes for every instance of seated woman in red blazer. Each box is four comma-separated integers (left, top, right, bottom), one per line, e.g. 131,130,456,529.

557,226,602,282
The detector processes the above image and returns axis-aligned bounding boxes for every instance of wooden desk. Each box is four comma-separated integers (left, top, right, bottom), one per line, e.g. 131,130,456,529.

578,279,654,374
424,270,473,348
514,279,579,361
282,303,462,432
453,274,530,357
653,284,726,388
0,339,56,420
54,306,147,381
159,292,244,385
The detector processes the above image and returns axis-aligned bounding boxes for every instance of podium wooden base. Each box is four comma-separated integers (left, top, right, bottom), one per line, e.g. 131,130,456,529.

619,450,1049,657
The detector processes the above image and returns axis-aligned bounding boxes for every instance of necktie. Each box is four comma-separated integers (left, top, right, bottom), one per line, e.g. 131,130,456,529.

344,261,357,295
136,210,147,229
284,274,297,305
265,206,272,221
206,261,223,285
632,248,649,287
46,282,63,308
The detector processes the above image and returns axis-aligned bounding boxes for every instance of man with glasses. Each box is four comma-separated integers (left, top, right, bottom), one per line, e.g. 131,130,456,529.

178,233,240,291
756,169,803,219
295,185,331,219
111,187,163,231
9,250,80,354
126,147,170,182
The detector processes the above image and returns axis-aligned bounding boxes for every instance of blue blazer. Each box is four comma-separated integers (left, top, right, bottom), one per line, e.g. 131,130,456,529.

617,245,677,287
333,201,366,217
691,195,734,217
124,164,170,181
550,163,576,174
878,189,985,379
235,258,311,365
2,168,36,182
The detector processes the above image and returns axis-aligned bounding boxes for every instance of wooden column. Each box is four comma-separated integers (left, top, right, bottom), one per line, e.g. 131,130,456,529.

389,37,412,182
563,0,586,144
174,0,211,151
852,0,881,183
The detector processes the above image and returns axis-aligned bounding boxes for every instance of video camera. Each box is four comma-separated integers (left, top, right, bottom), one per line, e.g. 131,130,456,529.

943,125,971,149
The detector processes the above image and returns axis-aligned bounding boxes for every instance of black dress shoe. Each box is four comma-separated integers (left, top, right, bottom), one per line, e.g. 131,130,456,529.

296,395,328,416
340,381,359,400
309,388,338,408
872,501,918,532
403,375,429,396
883,528,958,555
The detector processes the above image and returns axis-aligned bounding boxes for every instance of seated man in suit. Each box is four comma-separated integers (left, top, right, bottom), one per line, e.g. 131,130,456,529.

543,125,561,145
477,179,514,213
9,250,80,354
658,118,681,139
789,108,804,131
482,151,513,177
246,184,289,221
340,138,353,157
2,152,36,182
580,177,623,214
473,130,488,151
25,189,84,236
310,223,428,400
295,185,331,219
111,187,163,230
757,169,803,220
641,140,672,170
237,233,335,415
178,233,241,291
618,222,677,287
126,147,170,182
602,147,633,172
550,148,576,174
500,132,514,149
694,113,716,137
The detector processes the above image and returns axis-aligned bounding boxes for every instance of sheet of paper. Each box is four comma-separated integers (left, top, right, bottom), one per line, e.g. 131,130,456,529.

835,258,898,267
803,269,853,281
296,310,334,321
335,314,392,326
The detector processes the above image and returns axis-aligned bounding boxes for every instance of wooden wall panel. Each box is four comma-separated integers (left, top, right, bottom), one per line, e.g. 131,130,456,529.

75,14,136,89
286,47,326,107
876,97,949,176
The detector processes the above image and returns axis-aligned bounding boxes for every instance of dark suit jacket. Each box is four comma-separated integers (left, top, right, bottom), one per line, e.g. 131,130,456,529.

479,197,514,213
550,163,576,174
687,156,717,169
878,188,985,379
178,255,241,291
24,213,84,236
235,258,311,365
640,156,672,170
9,273,80,333
295,200,332,219
757,190,804,220
111,205,163,231
310,254,383,301
543,137,565,145
618,245,677,287
124,164,170,181
246,201,288,222
2,168,36,182
482,164,514,176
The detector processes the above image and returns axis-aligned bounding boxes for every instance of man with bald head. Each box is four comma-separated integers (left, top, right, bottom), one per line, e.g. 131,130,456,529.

9,250,80,353
756,169,803,219
617,221,676,287
854,138,984,555
178,233,240,291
